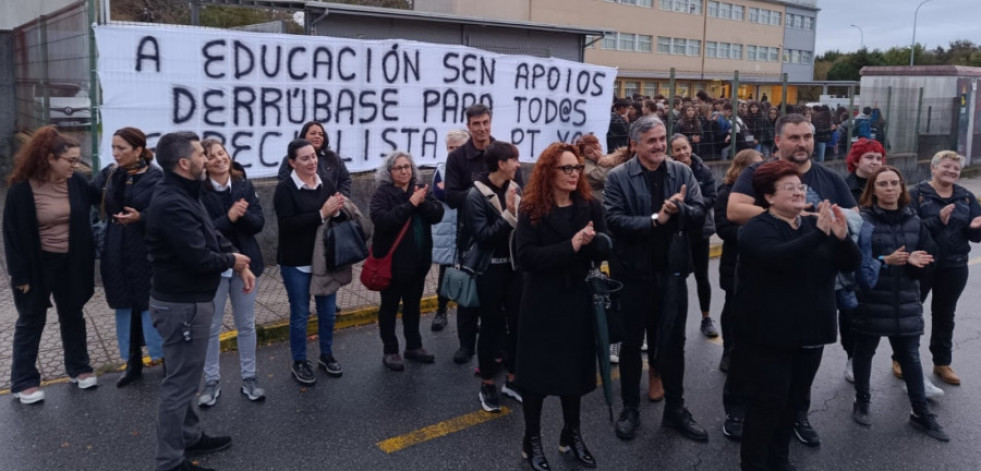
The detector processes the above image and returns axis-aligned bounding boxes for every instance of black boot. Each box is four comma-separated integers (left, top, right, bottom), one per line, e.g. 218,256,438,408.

521,435,550,471
116,354,143,387
558,426,596,468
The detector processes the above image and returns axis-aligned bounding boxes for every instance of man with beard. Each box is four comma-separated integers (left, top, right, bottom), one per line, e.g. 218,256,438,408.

146,132,255,471
725,113,856,447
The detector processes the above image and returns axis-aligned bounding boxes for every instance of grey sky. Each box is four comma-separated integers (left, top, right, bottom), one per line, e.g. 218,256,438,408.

815,0,980,55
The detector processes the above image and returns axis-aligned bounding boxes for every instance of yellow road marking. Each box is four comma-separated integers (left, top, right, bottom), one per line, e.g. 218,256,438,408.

376,406,512,453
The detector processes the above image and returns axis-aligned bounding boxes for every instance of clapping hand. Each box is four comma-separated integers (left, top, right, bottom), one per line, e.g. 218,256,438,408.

884,245,909,266
409,185,428,207
814,200,833,235
970,215,981,229
660,184,687,223
114,206,141,225
506,186,518,214
829,204,848,240
908,250,934,268
572,221,596,252
320,192,345,218
939,204,955,225
227,198,248,222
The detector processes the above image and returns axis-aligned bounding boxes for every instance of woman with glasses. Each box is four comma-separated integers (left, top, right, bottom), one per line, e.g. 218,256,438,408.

908,151,981,386
198,139,266,405
277,121,352,197
94,127,165,387
461,141,523,411
370,151,444,371
736,161,859,471
850,166,948,440
274,138,347,385
4,126,98,403
514,142,611,471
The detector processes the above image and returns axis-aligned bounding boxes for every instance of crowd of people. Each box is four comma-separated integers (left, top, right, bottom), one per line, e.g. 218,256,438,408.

2,94,979,471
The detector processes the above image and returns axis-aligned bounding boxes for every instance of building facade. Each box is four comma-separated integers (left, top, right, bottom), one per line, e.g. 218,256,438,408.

415,0,818,101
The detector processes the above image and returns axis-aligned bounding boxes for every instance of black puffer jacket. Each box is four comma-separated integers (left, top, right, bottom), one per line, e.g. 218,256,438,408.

688,154,717,237
714,182,738,292
93,165,163,312
909,181,981,268
853,206,936,336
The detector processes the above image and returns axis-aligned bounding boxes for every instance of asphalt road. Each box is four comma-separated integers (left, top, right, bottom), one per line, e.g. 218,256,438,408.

1,255,980,471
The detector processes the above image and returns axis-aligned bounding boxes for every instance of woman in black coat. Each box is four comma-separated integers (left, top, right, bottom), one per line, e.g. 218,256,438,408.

199,139,267,404
908,150,981,386
514,142,611,471
94,127,165,387
736,161,859,471
276,121,352,197
370,151,443,371
3,126,98,403
850,166,947,440
461,141,523,412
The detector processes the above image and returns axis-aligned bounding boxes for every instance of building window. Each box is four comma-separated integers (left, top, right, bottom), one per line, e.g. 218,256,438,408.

747,45,757,61
707,1,718,17
637,35,652,52
688,40,701,57
719,2,730,19
782,48,813,64
801,50,812,63
771,12,781,26
732,5,743,21
717,42,729,58
706,41,716,58
731,44,742,60
749,7,758,22
748,7,781,25
620,33,636,51
768,46,778,62
803,16,813,30
624,81,639,97
759,10,769,24
658,36,671,54
708,1,743,21
610,0,654,7
602,32,655,52
672,38,686,55
786,13,813,30
643,82,658,97
658,37,701,56
659,0,701,14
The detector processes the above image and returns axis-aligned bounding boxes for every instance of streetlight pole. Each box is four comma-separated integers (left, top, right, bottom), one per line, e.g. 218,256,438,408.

910,0,933,66
849,24,865,50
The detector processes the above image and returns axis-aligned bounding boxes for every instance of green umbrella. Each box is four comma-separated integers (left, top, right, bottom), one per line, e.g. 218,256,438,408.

587,261,623,423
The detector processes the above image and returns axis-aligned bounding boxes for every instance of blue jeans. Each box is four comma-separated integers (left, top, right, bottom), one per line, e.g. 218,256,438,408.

280,266,336,362
813,142,827,162
115,308,164,361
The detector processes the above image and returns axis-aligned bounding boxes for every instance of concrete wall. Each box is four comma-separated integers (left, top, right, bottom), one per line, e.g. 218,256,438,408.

0,0,77,30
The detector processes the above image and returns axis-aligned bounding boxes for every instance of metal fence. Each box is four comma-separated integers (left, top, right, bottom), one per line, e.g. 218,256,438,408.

12,0,98,167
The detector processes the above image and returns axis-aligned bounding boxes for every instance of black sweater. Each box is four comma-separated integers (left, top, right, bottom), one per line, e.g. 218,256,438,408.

273,177,329,267
201,177,266,277
145,171,236,303
735,212,861,348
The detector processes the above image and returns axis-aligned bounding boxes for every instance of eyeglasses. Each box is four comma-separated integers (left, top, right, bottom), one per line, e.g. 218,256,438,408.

62,156,82,165
554,165,585,175
392,164,412,172
777,183,807,193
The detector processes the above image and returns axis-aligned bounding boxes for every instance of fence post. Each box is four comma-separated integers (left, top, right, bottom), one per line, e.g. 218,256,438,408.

780,72,788,115
667,68,676,138
846,84,854,155
884,86,892,151
730,71,739,160
914,87,924,157
88,0,100,169
39,15,50,126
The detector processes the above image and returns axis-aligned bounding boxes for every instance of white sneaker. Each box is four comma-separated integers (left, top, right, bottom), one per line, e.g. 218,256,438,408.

610,343,621,364
844,358,854,383
70,374,98,390
640,335,648,352
12,388,45,404
904,375,945,400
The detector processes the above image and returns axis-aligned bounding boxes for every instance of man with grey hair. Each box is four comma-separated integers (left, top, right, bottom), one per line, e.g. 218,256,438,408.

604,115,709,442
146,131,255,471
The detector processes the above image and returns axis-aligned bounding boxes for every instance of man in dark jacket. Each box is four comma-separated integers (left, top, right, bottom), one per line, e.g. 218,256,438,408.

146,132,255,471
443,103,524,364
605,115,709,443
607,98,630,152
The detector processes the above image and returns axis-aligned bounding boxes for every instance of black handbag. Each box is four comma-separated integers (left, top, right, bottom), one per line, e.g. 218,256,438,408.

323,218,369,270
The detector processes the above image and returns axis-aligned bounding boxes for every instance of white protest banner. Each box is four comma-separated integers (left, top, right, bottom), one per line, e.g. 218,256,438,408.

95,23,616,176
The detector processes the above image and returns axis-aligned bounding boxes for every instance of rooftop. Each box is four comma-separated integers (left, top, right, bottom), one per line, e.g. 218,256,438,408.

861,65,981,77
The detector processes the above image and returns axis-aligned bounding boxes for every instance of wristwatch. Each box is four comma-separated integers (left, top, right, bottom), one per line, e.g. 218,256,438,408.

651,213,660,227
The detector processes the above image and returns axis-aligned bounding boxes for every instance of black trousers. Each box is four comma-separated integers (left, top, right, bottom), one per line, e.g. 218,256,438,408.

618,273,688,410
920,265,969,366
838,307,856,359
721,290,749,418
476,264,521,379
853,333,928,414
741,344,823,471
522,391,581,438
435,264,450,314
378,275,426,355
689,234,712,313
10,251,92,393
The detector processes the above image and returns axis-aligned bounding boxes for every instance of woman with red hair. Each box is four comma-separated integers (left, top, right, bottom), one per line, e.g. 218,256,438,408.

514,142,611,470
3,126,99,403
845,138,885,201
